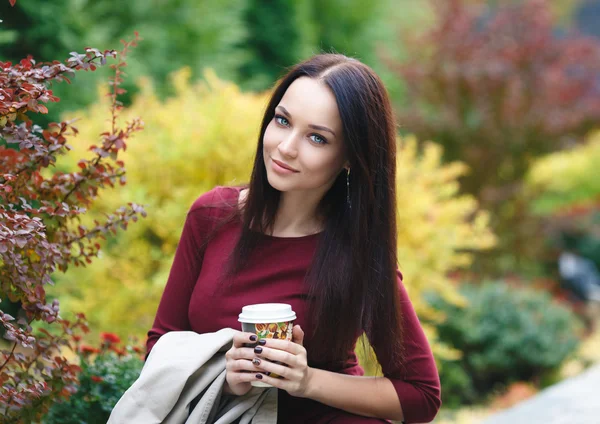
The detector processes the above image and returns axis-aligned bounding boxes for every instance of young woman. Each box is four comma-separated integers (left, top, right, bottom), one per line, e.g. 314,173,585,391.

147,54,441,423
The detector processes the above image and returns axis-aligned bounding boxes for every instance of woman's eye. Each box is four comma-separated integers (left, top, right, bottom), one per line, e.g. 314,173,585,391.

274,115,326,145
275,115,289,126
310,134,327,145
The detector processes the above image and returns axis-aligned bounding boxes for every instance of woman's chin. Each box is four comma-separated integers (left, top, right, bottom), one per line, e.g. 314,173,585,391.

266,174,288,192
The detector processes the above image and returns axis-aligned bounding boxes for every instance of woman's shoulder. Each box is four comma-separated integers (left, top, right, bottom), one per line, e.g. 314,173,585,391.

188,185,244,215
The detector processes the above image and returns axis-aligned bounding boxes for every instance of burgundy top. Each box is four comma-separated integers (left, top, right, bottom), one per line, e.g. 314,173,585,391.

147,186,441,423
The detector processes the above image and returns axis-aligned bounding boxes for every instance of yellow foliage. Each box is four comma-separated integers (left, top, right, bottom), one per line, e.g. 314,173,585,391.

396,136,496,317
49,68,495,372
49,68,268,340
525,130,600,215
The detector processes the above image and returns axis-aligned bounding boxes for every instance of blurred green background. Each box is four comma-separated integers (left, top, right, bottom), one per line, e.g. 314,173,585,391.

0,0,430,123
3,0,600,422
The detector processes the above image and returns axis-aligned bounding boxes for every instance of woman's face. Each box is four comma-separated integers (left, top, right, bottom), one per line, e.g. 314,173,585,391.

263,77,348,194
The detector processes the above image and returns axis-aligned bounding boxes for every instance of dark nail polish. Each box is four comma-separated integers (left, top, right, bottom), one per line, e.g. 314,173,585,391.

258,339,267,346
254,346,263,354
249,335,257,342
256,373,263,380
252,357,261,366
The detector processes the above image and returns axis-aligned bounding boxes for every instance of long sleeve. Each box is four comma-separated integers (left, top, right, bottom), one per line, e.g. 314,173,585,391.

378,270,442,423
145,189,218,356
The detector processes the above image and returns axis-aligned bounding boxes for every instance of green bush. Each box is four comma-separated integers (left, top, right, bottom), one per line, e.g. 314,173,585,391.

428,282,583,406
436,359,477,409
44,333,144,424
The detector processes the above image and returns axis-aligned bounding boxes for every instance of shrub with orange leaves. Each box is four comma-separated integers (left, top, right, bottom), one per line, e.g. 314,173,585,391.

490,382,538,411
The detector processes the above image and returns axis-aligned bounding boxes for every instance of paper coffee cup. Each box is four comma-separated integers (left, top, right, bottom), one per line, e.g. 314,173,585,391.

238,303,296,387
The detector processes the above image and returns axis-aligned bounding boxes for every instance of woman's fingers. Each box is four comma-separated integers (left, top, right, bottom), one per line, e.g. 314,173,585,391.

259,338,304,355
291,325,304,346
226,356,268,385
229,357,264,372
226,331,260,361
250,356,292,379
224,332,262,396
225,345,255,360
232,331,259,348
253,344,302,367
227,331,308,381
225,331,312,398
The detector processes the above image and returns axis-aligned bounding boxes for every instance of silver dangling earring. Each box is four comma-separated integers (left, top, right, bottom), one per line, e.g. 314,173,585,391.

346,168,351,209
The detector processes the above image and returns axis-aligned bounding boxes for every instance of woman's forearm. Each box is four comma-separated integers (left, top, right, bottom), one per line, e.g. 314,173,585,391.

303,367,404,421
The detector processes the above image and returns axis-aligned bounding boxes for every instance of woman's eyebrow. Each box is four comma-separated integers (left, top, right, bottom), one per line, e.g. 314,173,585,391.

277,105,337,137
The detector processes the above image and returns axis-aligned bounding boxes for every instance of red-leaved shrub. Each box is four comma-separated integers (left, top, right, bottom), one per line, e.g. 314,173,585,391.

0,23,145,421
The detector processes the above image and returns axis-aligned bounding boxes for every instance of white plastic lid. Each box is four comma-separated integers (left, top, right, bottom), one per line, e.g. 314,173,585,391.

238,303,297,324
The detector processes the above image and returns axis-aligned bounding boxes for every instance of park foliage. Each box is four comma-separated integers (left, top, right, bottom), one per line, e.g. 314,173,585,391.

0,31,144,420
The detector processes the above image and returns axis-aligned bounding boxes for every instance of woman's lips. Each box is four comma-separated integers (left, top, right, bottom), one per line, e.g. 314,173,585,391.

272,158,299,173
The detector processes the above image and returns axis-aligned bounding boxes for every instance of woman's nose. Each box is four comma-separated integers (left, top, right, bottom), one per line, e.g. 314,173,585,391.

277,132,298,158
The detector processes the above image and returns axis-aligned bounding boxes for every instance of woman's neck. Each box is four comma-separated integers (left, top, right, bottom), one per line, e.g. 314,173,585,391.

271,190,324,237
239,188,324,237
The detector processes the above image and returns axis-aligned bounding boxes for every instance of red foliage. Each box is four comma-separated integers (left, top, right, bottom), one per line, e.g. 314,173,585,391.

0,33,145,420
100,332,121,345
387,0,600,199
109,346,126,357
384,0,600,267
79,344,100,355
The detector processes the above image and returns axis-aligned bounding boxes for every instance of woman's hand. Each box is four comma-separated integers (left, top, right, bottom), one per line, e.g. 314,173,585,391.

224,331,263,396
251,325,314,398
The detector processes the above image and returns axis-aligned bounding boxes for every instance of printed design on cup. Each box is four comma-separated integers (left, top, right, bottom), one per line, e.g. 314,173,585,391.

254,321,291,340
252,320,293,380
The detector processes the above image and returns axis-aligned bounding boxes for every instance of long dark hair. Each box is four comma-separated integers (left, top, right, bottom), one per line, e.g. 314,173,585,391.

207,53,403,366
